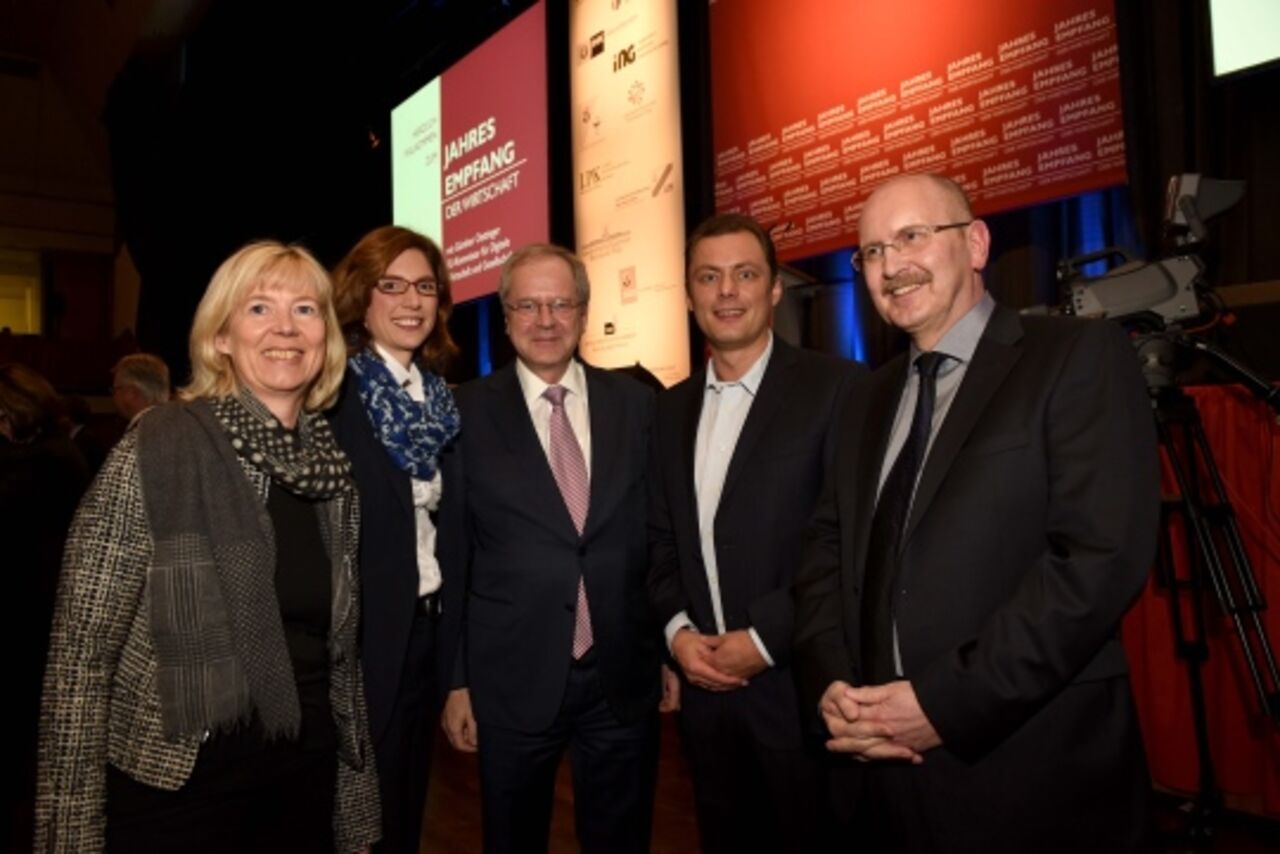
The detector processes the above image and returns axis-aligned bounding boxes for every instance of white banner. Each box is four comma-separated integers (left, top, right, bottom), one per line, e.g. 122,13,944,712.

570,0,689,387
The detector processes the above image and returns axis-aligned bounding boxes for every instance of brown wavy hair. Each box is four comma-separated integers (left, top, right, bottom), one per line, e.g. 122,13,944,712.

332,226,460,374
0,362,63,441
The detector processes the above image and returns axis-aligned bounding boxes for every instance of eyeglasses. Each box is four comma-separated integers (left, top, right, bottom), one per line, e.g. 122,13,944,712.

505,298,583,319
852,222,972,272
376,277,440,297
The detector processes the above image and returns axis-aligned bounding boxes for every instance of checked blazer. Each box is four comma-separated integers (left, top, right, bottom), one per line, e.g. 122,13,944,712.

34,419,381,854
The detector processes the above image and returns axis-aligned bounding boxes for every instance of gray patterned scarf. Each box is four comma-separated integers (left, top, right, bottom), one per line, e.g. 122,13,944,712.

138,392,353,741
209,390,353,499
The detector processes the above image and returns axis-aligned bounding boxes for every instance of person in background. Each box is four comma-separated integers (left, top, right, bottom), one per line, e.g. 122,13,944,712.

35,241,380,853
1,363,89,852
328,225,463,854
112,352,172,427
61,395,114,477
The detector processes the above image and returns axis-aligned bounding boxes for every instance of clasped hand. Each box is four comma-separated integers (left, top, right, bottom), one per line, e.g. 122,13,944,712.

819,679,941,763
670,628,766,691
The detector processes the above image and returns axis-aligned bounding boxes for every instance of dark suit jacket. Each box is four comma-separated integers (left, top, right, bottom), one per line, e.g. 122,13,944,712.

328,376,465,742
447,361,661,733
648,339,863,748
794,306,1159,850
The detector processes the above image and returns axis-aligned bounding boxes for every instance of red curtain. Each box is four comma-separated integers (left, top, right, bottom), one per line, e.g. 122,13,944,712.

1123,384,1280,816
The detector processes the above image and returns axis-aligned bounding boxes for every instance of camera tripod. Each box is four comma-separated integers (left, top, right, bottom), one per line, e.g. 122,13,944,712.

1140,332,1280,841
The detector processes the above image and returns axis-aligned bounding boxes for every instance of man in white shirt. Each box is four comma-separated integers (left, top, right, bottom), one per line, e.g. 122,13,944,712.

648,214,864,852
441,244,661,854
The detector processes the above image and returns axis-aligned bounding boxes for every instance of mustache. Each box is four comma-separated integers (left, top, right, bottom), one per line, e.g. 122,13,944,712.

881,270,932,292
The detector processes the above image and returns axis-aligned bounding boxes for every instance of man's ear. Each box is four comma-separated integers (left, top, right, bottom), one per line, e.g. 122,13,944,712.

967,219,991,271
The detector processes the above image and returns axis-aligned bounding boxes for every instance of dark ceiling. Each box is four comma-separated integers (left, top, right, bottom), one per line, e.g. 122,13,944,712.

0,0,534,368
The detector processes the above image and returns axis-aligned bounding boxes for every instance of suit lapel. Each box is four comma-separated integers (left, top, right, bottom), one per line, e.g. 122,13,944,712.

359,392,416,520
851,358,909,589
903,306,1024,545
487,363,581,542
339,380,417,520
676,368,706,542
717,340,797,509
582,366,620,539
379,433,417,520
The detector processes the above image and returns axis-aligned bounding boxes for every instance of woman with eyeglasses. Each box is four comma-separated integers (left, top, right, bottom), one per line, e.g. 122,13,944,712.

35,241,380,853
328,226,463,854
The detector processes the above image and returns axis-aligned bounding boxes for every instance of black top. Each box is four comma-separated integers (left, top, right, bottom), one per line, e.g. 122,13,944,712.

268,480,335,752
185,480,336,782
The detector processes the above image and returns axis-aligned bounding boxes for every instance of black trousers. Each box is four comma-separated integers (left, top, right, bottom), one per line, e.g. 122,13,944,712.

105,738,336,853
677,688,836,854
856,680,1150,854
373,608,440,854
476,657,659,854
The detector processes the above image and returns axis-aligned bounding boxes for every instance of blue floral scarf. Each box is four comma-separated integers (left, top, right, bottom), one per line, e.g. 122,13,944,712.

348,349,460,480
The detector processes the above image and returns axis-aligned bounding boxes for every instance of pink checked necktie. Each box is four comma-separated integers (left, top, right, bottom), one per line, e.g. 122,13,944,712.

543,385,593,658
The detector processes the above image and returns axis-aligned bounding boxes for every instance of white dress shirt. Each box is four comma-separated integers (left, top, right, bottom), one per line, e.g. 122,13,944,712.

664,334,775,666
374,344,443,596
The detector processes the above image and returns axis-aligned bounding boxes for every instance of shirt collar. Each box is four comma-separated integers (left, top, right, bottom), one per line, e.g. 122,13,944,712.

516,357,588,408
705,332,773,397
373,342,422,391
909,291,995,371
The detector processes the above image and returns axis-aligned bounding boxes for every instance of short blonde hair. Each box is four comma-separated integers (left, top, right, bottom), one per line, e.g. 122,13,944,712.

182,241,346,411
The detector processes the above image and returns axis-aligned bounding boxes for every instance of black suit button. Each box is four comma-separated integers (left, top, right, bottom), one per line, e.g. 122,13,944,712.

577,545,587,557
